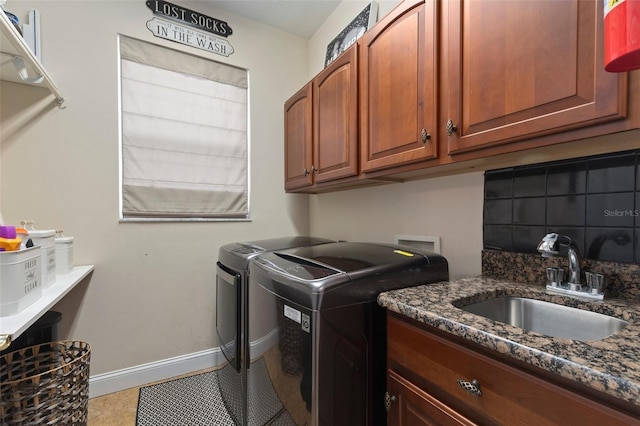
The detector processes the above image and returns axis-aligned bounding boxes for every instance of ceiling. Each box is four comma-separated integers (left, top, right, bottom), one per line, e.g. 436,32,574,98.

207,1,342,38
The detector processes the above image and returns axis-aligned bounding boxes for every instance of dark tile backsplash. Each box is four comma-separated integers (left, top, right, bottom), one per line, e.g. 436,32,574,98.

484,199,513,224
513,169,546,197
547,162,587,195
483,150,640,264
587,154,636,193
484,174,513,199
513,197,545,225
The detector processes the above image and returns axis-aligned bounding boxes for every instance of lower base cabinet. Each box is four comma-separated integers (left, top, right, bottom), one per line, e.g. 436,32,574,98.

385,312,640,426
386,370,477,425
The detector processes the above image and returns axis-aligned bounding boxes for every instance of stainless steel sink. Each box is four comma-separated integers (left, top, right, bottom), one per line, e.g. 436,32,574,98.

459,296,628,341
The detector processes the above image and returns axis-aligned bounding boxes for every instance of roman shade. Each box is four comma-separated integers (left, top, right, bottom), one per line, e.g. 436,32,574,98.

119,35,249,219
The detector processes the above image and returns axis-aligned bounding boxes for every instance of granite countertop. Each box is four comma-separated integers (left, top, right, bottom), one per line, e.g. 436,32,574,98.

377,276,640,406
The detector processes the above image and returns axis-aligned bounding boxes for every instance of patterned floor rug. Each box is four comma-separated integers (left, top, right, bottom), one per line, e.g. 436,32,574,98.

136,359,297,426
136,370,235,425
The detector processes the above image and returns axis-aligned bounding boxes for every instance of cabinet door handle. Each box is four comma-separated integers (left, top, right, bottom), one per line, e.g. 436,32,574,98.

384,391,397,411
446,120,457,136
421,128,431,143
311,165,318,174
303,168,310,176
457,378,482,397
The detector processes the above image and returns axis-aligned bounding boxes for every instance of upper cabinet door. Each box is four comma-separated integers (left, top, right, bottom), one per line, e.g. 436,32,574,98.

445,0,627,154
284,83,314,190
313,45,359,183
360,0,438,173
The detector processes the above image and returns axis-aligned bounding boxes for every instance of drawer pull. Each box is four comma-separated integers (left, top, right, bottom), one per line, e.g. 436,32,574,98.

457,378,482,397
446,119,457,136
384,391,397,411
421,128,431,143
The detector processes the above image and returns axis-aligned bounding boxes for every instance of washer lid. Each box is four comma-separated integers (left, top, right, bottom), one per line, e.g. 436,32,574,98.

236,236,333,254
250,242,447,310
273,241,430,274
217,236,334,271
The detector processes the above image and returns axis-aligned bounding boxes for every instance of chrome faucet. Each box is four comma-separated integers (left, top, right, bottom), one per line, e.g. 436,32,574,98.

537,233,581,289
537,233,604,300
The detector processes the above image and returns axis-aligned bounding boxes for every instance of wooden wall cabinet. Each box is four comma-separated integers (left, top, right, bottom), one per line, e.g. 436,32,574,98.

314,46,359,184
284,0,638,193
284,82,314,190
442,0,627,155
359,0,438,172
284,46,359,191
386,313,639,426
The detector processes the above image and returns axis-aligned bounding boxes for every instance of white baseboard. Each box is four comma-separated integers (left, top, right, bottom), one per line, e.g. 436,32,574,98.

89,347,226,398
89,329,280,399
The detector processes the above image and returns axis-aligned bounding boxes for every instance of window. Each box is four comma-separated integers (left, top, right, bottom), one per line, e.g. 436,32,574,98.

118,35,249,220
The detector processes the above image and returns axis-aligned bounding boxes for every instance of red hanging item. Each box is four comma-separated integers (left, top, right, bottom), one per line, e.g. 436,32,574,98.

604,0,640,72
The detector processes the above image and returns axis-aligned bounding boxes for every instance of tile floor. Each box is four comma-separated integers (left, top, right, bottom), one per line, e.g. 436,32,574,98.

88,386,140,425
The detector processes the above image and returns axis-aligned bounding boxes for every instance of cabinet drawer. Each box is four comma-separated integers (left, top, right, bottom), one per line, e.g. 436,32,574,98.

387,314,638,425
387,369,478,426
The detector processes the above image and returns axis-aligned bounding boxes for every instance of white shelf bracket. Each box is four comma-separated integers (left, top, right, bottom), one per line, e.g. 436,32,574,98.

0,8,65,108
11,55,43,83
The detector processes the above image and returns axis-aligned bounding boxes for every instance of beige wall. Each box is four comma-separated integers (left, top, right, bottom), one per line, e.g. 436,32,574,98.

0,0,486,380
307,1,484,279
1,1,312,375
308,175,485,280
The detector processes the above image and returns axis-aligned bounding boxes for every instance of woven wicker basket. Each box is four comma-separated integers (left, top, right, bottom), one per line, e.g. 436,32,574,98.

0,340,91,425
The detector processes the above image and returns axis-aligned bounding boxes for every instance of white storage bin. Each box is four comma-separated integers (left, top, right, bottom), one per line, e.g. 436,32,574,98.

0,246,42,316
55,236,74,275
27,229,56,288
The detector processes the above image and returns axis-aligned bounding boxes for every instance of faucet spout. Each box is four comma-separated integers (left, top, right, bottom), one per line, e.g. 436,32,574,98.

566,243,581,286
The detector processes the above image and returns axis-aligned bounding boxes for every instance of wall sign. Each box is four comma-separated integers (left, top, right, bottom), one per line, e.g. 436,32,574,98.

325,2,378,67
145,0,235,57
146,18,234,56
146,0,232,36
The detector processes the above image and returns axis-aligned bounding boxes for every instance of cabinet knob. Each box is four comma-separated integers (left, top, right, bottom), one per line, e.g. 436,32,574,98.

421,128,431,143
446,120,457,136
457,378,482,397
384,391,397,411
311,165,318,174
303,168,310,176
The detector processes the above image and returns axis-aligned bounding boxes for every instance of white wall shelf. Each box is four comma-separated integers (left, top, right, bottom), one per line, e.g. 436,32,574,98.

0,265,94,351
0,8,64,107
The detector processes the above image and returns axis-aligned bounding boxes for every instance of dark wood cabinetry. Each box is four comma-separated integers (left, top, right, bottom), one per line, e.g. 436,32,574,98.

443,0,627,155
284,46,359,191
386,313,639,426
284,83,313,190
284,0,639,193
313,46,359,184
387,370,477,425
359,0,438,172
